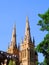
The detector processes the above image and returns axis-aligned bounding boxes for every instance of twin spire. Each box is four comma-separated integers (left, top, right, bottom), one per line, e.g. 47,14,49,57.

10,16,32,48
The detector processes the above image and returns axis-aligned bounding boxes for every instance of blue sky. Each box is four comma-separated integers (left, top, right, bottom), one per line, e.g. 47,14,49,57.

0,0,49,62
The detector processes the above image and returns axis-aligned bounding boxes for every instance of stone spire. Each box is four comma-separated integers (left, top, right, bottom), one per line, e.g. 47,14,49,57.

24,16,32,43
7,24,19,55
11,24,17,48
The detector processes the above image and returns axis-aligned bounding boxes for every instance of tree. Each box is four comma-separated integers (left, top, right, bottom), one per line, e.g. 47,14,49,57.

36,9,49,65
37,9,49,32
8,60,16,65
8,60,13,65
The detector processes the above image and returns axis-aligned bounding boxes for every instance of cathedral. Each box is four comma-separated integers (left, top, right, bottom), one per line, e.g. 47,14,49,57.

0,16,38,65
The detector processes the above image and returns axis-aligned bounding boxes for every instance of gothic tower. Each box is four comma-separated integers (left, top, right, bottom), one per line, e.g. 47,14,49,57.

19,16,38,65
7,24,19,56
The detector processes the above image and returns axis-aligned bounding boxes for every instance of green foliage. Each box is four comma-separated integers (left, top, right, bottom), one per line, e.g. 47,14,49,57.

8,60,13,65
37,9,49,32
8,60,16,65
36,34,49,55
36,9,49,65
36,34,49,65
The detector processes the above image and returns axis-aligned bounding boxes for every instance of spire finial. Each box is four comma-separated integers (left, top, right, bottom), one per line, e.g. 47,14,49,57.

24,16,32,43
